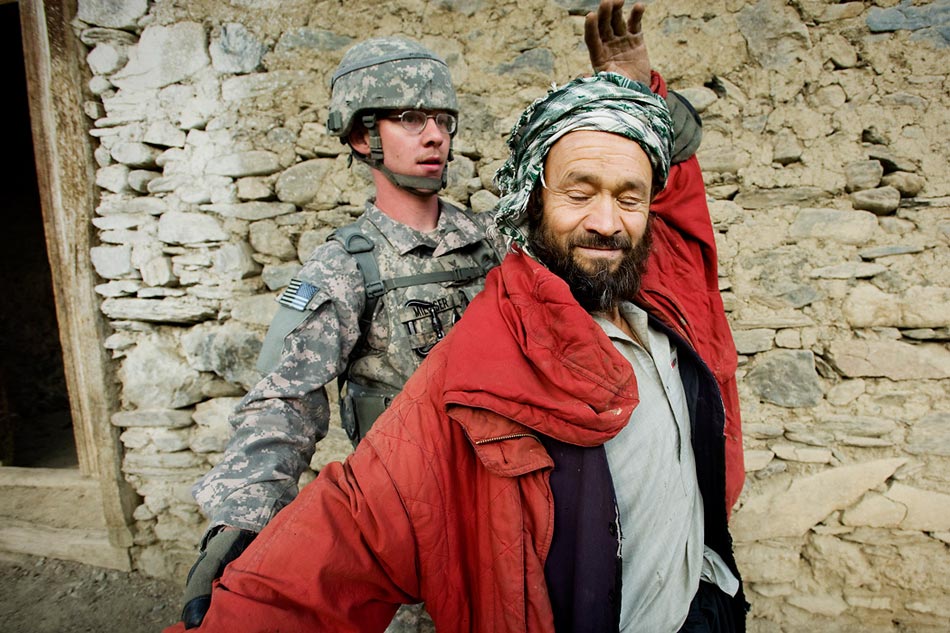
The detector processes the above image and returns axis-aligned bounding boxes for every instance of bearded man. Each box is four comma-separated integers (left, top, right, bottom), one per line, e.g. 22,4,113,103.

163,10,745,633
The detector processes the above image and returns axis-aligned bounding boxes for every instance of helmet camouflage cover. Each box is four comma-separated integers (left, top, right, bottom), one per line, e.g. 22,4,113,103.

327,36,459,139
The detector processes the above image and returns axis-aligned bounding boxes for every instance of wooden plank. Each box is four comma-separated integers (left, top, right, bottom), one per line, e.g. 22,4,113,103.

18,0,136,551
1,467,107,530
0,466,95,489
0,519,131,571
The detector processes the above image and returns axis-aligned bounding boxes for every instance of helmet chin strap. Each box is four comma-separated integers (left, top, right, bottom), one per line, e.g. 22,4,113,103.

357,113,448,196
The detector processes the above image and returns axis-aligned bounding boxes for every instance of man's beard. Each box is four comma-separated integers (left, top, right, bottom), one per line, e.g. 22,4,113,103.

528,218,653,313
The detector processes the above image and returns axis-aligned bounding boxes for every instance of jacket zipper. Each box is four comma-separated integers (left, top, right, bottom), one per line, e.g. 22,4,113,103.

474,432,536,445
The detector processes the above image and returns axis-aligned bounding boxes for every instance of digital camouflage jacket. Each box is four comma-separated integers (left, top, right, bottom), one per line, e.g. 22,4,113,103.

193,200,502,531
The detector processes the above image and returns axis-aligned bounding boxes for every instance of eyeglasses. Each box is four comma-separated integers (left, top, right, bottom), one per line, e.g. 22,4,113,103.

386,110,457,135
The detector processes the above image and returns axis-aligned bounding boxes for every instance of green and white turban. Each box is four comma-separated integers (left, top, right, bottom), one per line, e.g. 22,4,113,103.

492,72,674,251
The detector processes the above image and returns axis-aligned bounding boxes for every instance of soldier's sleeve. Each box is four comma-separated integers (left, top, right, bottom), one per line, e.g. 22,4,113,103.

192,243,366,532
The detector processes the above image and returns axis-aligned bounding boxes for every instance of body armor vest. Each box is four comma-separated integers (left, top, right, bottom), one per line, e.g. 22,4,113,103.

333,211,498,442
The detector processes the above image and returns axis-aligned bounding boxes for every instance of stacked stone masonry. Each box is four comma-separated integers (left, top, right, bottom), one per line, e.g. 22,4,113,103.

75,0,949,631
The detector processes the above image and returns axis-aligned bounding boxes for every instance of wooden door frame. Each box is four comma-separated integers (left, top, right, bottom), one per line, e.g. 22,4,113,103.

18,0,134,550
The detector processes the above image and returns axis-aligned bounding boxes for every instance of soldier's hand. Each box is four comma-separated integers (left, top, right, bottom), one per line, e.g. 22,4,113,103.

584,0,651,85
181,527,257,629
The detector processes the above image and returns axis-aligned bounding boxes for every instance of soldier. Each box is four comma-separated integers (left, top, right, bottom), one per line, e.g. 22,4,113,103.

180,36,503,628
179,2,705,627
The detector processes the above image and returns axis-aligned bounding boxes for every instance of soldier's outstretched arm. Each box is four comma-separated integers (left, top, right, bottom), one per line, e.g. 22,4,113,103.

181,374,334,627
181,309,341,628
182,243,367,628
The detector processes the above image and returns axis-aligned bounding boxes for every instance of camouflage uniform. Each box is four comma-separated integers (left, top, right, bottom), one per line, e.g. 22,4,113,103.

194,200,502,532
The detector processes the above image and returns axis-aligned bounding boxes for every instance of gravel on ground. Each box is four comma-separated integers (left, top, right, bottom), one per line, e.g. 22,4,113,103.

0,553,182,633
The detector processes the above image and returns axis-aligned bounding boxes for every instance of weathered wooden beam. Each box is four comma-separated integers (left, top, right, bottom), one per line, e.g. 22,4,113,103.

0,519,131,571
17,0,135,551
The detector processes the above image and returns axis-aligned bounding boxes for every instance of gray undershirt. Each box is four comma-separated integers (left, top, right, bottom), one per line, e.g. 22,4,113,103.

594,302,738,633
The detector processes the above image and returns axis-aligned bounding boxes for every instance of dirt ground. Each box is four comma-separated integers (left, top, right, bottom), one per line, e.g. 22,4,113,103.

0,553,182,633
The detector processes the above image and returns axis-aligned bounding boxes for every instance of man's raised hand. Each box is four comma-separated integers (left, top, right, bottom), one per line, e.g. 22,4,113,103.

584,0,651,84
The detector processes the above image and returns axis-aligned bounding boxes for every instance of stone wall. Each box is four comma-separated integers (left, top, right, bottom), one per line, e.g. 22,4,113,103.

73,0,949,630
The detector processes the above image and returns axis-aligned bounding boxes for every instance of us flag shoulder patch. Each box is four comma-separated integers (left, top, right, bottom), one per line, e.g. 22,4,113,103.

277,279,318,311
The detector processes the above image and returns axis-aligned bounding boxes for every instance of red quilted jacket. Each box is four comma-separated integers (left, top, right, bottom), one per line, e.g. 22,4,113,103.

165,241,742,632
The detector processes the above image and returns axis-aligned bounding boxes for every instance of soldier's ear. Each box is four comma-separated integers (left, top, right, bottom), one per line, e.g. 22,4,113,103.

349,124,371,155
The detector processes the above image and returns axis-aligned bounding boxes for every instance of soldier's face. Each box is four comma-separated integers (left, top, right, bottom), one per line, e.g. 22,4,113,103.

527,130,654,312
376,111,451,181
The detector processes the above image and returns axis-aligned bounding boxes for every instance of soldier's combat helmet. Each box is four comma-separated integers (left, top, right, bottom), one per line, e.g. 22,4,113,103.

327,36,458,194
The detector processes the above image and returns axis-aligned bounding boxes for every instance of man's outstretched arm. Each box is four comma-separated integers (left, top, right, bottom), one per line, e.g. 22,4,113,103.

586,0,744,511
166,445,420,633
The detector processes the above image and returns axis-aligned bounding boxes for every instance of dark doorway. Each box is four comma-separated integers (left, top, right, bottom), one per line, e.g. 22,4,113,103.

0,1,76,468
